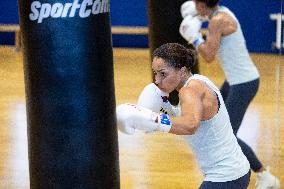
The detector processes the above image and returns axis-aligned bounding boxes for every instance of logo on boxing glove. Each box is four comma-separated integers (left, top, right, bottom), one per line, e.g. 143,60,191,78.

158,113,171,132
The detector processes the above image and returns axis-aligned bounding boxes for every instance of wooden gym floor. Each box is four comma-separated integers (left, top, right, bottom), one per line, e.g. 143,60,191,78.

0,46,283,188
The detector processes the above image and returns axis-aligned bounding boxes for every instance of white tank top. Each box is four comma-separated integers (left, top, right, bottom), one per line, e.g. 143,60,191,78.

216,6,259,85
178,74,250,182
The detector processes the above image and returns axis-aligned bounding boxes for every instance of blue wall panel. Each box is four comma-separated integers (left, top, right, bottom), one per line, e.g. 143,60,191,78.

110,0,147,26
0,0,19,45
221,0,282,53
112,35,148,48
0,0,19,23
0,0,282,53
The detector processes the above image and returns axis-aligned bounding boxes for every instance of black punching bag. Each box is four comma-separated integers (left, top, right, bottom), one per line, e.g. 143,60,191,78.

18,1,120,188
148,0,199,105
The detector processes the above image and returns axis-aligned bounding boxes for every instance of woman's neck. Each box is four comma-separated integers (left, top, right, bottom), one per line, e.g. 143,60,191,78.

208,6,219,19
176,73,193,92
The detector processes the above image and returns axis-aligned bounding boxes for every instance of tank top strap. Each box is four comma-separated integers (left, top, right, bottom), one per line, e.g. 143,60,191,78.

183,74,219,93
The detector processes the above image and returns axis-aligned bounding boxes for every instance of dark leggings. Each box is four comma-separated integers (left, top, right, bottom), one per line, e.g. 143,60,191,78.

199,171,251,189
220,79,262,172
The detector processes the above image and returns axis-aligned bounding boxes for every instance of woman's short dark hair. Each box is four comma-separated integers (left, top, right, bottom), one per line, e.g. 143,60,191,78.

152,43,196,71
196,0,220,8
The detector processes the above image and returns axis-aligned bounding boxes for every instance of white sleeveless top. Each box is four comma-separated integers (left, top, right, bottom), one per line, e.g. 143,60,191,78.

216,6,259,85
178,74,250,182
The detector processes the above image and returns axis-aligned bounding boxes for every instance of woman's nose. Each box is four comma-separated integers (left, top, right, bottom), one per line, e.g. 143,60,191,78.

154,75,161,85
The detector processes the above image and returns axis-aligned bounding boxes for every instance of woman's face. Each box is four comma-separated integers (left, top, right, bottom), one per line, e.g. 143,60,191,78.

193,0,207,17
152,57,184,93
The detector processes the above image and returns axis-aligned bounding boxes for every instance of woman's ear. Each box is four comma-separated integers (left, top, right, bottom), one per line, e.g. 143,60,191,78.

180,66,188,77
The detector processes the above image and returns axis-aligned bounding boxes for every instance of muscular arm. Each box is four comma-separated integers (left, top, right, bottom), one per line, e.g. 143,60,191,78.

169,81,204,135
197,16,223,63
197,13,237,63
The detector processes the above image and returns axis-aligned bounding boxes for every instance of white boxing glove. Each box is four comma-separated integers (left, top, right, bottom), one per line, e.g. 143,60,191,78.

179,15,204,48
181,0,198,18
116,103,171,135
137,83,176,116
181,1,208,21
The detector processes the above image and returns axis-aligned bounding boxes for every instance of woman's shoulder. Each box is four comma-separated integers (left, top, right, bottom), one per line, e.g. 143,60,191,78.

210,12,237,34
179,79,206,97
